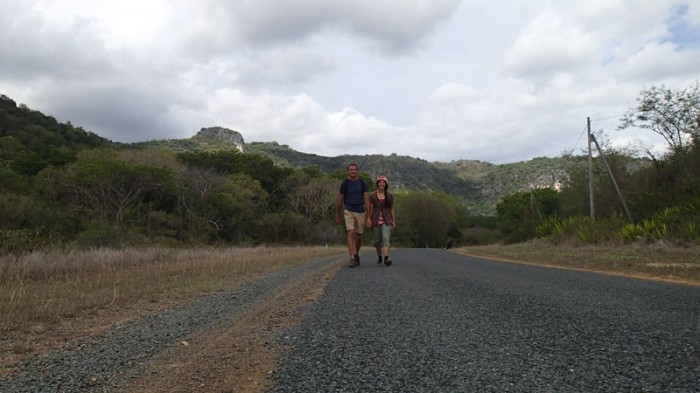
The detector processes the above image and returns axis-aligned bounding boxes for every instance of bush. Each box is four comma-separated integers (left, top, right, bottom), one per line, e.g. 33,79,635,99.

621,199,700,244
0,228,63,256
536,216,627,245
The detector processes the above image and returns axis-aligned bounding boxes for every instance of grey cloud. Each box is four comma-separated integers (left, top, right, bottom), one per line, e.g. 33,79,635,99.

0,2,196,142
178,1,332,56
181,0,461,56
333,0,461,55
235,49,336,89
0,3,113,81
32,79,186,143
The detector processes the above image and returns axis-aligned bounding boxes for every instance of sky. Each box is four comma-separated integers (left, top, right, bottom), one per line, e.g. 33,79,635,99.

1,0,699,164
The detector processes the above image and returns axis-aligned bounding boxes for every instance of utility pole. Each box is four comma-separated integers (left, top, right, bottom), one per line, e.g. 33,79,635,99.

587,117,595,220
590,134,634,223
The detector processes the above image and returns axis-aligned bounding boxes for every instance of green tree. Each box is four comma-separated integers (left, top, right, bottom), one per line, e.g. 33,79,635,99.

497,188,560,242
397,191,458,248
48,148,174,226
177,149,291,193
199,173,267,243
618,82,700,155
276,170,341,244
280,170,337,221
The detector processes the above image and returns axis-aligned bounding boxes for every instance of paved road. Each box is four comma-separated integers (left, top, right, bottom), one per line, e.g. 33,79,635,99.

268,248,700,392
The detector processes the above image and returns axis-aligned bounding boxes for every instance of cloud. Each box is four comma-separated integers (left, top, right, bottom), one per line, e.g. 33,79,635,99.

0,2,112,81
332,0,461,55
621,41,700,82
32,78,185,142
234,48,337,89
1,0,698,164
504,12,597,81
178,0,460,56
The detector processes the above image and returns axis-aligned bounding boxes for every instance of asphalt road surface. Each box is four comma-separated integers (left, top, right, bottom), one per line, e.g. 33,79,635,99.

268,248,700,392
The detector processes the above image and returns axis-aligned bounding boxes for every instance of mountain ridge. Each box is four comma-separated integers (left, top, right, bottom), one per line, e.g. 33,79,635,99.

0,93,567,214
124,127,571,214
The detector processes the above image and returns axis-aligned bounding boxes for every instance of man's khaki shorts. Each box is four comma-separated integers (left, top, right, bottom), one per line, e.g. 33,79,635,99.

343,210,366,234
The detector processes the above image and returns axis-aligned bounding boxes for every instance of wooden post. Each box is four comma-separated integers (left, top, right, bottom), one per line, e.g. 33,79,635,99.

590,134,634,223
587,117,595,220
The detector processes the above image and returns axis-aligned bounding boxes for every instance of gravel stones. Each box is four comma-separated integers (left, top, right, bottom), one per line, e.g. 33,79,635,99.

0,256,339,393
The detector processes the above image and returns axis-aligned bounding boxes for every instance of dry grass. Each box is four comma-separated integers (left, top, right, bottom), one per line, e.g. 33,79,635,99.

0,246,344,347
453,240,700,286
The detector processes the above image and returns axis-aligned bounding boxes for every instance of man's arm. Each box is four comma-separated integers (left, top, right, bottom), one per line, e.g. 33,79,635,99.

335,194,344,224
365,193,373,227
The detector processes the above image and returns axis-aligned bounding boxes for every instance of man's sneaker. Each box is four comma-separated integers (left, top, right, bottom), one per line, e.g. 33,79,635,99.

348,258,356,268
384,257,392,266
354,254,360,266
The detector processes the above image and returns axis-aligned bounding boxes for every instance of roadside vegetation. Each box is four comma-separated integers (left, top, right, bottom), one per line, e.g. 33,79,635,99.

490,82,700,247
456,82,700,285
453,241,700,286
0,246,343,360
2,83,699,254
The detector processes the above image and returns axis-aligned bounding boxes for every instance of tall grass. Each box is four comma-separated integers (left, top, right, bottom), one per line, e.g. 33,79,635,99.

0,246,343,341
456,240,700,284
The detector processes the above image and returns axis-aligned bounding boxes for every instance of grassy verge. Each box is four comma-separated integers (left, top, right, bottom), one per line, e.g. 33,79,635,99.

452,240,700,286
0,246,344,347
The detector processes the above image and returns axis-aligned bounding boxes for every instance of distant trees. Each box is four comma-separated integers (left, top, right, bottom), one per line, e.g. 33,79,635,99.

519,82,700,245
3,94,487,251
5,81,699,251
618,82,700,155
50,149,175,226
280,170,337,221
1,95,109,176
496,188,560,243
601,83,699,217
177,149,292,194
396,191,463,248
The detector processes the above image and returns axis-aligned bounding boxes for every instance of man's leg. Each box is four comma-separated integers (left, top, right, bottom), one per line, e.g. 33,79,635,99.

346,230,356,258
343,210,357,266
353,212,365,264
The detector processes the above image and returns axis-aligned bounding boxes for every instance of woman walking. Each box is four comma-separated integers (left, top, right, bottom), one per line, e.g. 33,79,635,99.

366,175,396,266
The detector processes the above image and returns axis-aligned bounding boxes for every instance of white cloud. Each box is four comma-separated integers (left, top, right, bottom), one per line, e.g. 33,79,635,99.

1,0,698,164
621,41,700,81
504,12,597,81
234,48,336,89
688,2,700,26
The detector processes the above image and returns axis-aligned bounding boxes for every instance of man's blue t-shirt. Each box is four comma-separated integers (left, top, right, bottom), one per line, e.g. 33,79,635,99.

340,179,368,213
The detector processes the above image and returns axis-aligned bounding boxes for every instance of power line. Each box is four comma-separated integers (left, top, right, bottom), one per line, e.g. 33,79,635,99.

571,124,588,152
590,114,625,122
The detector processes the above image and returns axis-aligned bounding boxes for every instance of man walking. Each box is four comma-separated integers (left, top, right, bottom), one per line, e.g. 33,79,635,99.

335,162,370,268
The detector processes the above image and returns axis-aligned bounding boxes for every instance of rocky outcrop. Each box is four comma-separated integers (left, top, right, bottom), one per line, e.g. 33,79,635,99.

195,127,245,152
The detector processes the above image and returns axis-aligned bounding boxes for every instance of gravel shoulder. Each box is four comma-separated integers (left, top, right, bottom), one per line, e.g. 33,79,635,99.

119,258,341,393
0,255,343,393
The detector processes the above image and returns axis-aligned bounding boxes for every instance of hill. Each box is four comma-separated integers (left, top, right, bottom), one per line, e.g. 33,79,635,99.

245,141,567,215
0,91,567,214
0,94,113,174
128,129,572,214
